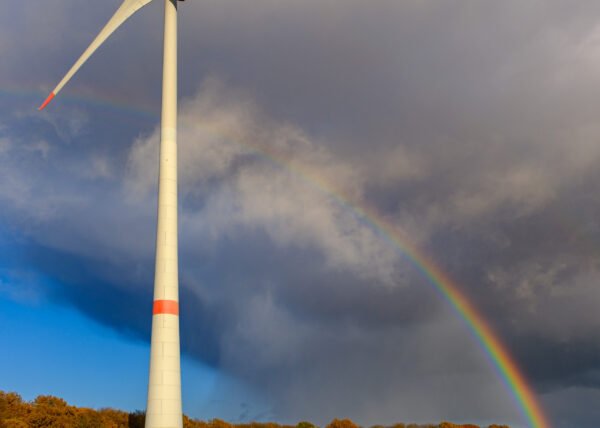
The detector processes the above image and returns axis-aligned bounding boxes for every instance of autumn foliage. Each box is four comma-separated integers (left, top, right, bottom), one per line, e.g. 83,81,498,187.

0,390,509,428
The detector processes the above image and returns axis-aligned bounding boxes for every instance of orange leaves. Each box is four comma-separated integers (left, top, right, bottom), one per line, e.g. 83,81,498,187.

0,389,511,428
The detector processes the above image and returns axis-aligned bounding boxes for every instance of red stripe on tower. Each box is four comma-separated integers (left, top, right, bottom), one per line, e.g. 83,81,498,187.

153,300,179,316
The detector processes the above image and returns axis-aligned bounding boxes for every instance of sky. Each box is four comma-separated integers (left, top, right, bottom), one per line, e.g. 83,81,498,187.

1,1,600,427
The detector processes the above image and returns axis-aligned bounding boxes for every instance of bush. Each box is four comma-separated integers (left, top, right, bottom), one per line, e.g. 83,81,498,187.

325,418,360,428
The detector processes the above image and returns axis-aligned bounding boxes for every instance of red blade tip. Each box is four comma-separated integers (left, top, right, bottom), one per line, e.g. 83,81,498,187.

39,92,55,111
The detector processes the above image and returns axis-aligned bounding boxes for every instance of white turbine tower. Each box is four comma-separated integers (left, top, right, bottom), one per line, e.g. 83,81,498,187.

40,1,185,427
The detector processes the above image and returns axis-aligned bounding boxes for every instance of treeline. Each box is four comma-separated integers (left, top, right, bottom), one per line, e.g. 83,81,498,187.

0,390,509,428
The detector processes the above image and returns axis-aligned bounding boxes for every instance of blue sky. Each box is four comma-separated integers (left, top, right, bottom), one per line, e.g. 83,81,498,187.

0,293,155,411
3,1,600,427
0,265,264,421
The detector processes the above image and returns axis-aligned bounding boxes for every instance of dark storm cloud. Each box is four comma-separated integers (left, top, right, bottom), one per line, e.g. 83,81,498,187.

4,1,600,427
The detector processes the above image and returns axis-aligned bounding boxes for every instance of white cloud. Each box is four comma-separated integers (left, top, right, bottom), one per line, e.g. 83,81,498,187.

127,78,401,284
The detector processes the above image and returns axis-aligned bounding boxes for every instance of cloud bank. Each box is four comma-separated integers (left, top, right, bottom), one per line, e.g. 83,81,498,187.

3,1,600,427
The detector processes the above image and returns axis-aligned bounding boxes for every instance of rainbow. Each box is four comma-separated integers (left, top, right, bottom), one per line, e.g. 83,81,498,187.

225,134,551,428
0,87,156,119
1,88,551,428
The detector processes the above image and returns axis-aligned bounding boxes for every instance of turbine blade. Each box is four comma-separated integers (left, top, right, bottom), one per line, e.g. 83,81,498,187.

39,0,155,110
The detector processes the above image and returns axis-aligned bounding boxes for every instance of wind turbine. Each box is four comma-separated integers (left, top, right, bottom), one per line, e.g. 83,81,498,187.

40,1,186,427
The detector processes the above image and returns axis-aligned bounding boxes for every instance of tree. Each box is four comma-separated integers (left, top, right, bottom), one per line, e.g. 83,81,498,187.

0,388,512,428
128,410,146,428
28,395,77,427
76,408,104,428
439,424,481,428
0,391,27,421
210,418,235,428
0,418,29,428
98,408,128,427
325,418,360,428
